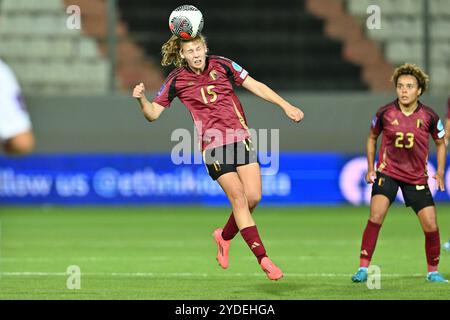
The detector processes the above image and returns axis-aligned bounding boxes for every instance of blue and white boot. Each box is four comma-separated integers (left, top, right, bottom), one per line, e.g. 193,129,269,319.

427,271,449,283
351,267,368,283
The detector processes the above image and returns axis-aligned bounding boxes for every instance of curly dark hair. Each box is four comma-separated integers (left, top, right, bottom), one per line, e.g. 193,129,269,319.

391,63,430,95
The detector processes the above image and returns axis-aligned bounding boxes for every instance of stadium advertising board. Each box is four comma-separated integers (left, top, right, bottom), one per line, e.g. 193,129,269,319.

0,153,446,205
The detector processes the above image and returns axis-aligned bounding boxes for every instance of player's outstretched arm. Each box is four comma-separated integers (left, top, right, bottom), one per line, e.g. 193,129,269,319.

132,83,165,122
242,76,304,123
434,137,446,191
444,118,450,147
365,131,378,184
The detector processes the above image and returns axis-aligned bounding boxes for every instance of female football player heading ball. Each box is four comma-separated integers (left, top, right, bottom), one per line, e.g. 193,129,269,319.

132,34,304,281
351,63,448,283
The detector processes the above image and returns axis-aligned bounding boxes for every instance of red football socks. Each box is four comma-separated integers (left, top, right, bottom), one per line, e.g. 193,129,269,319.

359,220,382,268
425,230,440,273
222,212,239,241
240,225,267,263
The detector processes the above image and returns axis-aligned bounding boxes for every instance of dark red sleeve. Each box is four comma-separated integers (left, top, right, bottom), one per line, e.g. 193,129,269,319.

428,109,445,140
152,76,177,108
217,57,249,86
446,97,450,119
370,107,385,135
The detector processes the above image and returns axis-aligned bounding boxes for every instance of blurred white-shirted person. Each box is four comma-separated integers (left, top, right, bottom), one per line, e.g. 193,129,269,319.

0,59,34,154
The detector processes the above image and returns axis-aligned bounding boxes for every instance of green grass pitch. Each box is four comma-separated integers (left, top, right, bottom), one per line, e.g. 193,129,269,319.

0,205,450,299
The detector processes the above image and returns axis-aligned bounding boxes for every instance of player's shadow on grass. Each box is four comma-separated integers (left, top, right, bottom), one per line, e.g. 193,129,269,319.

253,282,308,297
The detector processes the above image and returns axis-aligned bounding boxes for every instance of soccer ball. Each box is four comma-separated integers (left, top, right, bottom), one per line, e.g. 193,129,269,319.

443,240,450,252
169,5,204,40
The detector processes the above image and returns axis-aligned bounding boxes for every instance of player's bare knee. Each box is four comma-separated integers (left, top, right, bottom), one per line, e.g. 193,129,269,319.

247,193,261,210
228,189,248,209
369,213,384,225
422,219,438,233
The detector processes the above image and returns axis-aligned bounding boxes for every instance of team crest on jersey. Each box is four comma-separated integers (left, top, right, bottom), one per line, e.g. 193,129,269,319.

416,119,424,128
209,70,218,81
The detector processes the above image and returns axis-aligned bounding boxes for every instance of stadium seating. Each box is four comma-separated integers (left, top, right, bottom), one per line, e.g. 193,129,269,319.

0,0,109,95
1,0,446,94
1,0,64,14
305,0,394,91
0,0,163,95
345,0,450,93
117,0,368,91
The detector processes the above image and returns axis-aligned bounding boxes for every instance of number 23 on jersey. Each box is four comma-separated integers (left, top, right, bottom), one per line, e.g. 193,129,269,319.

394,132,414,149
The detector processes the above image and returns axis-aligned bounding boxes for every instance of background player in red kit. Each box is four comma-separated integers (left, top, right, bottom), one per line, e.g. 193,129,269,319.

445,96,450,147
443,97,450,252
351,63,448,283
132,34,304,281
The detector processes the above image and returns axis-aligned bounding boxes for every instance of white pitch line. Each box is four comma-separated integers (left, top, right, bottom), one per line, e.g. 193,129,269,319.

0,255,339,262
0,256,170,262
0,254,431,262
2,238,428,249
0,272,425,278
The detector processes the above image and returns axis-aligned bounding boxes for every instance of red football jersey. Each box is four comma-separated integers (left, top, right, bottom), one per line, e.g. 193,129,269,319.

371,100,445,185
153,55,251,151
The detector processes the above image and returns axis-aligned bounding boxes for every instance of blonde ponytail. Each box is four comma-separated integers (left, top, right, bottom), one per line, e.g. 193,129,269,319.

161,35,183,67
161,34,207,68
